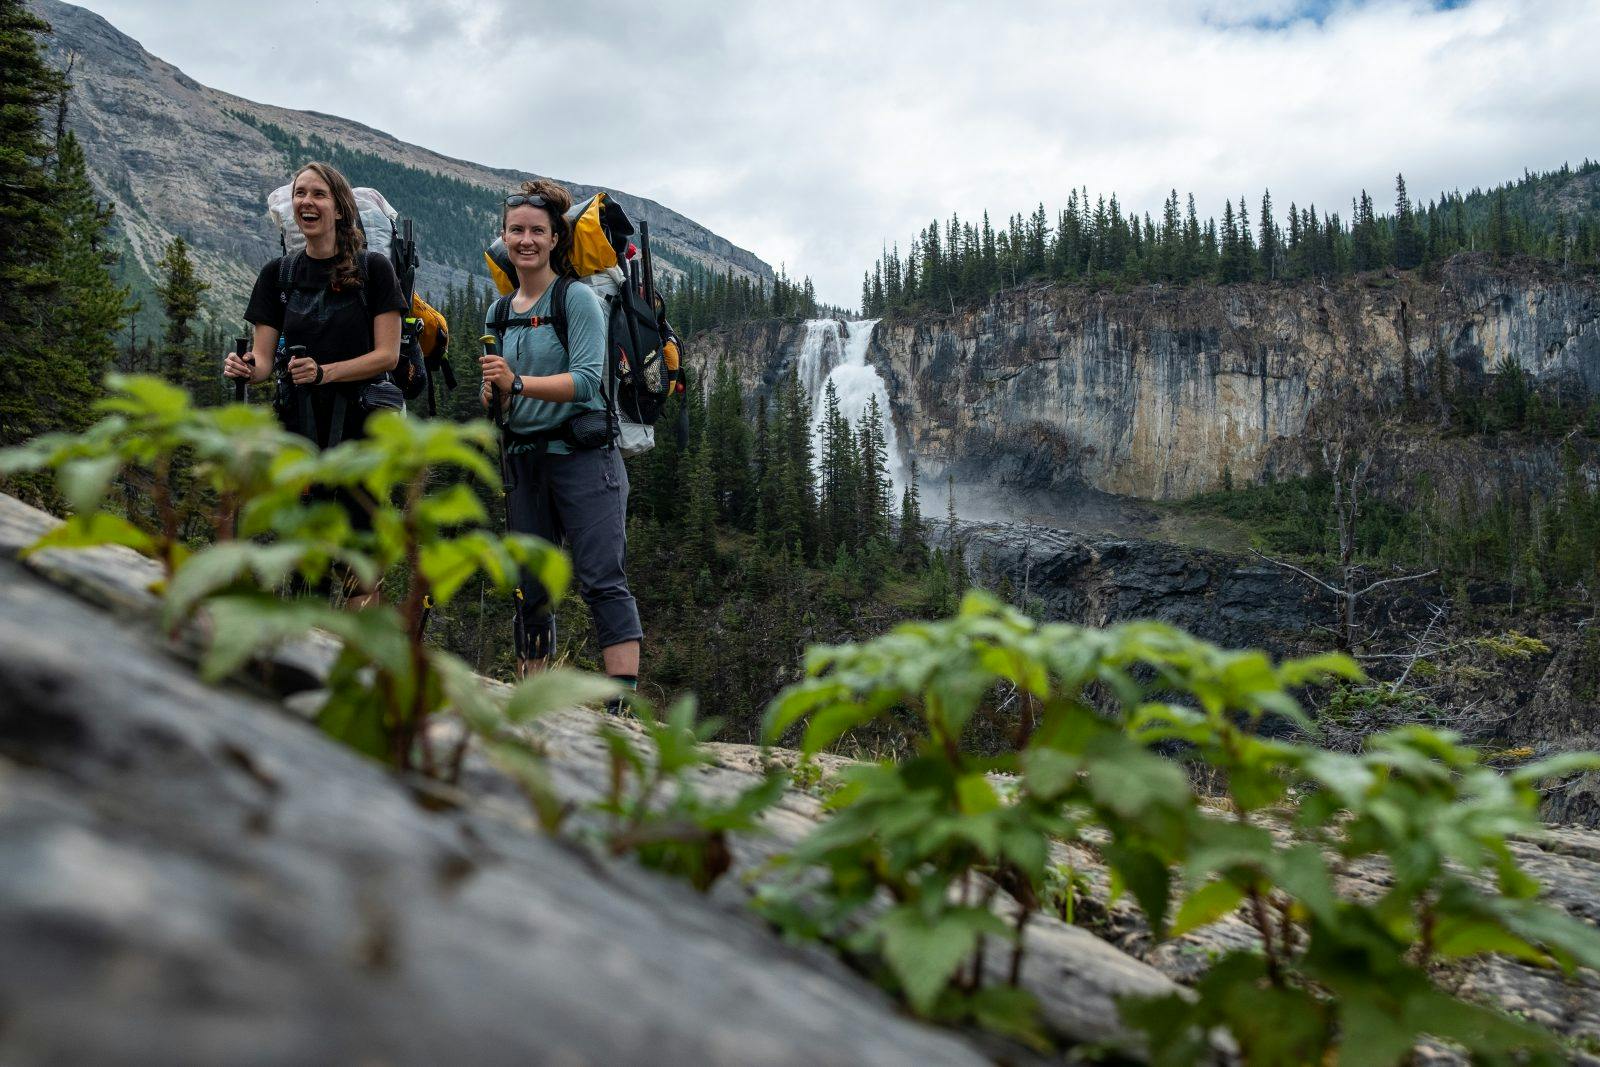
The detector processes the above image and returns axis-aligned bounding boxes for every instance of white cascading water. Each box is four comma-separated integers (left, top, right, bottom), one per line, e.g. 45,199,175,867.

798,318,906,497
795,318,844,403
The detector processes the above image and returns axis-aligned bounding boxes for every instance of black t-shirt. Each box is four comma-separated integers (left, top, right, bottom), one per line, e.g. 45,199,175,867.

245,250,407,444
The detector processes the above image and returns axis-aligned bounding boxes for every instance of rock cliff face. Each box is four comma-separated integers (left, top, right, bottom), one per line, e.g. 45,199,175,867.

696,260,1600,501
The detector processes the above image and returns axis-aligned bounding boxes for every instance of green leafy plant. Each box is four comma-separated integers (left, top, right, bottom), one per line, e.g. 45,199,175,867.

2,375,570,782
596,697,786,891
757,590,1600,1063
1,374,312,576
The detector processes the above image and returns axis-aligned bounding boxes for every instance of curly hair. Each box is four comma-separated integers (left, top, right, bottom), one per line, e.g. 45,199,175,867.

294,161,365,290
501,178,575,277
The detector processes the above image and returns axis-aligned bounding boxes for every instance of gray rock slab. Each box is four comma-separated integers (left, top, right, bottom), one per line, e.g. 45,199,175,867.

0,557,990,1067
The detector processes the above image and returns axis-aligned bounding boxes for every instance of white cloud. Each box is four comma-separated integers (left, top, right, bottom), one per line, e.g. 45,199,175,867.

60,0,1600,306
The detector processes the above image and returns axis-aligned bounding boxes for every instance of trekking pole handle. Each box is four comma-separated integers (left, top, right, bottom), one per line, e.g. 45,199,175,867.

480,334,506,429
232,337,251,402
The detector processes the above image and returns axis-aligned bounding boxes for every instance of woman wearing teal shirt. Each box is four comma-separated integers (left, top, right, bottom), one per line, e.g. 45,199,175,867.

479,179,642,691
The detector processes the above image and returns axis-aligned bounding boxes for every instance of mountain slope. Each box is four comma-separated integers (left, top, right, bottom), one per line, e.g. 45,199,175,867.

28,0,773,327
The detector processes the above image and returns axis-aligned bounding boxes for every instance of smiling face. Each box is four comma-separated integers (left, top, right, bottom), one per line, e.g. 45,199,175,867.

291,169,340,245
502,203,558,277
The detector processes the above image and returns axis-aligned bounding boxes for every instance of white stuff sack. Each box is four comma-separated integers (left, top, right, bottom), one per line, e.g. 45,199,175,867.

617,419,654,458
267,184,400,258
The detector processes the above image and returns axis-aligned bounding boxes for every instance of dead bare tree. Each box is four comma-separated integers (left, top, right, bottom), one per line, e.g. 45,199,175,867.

1252,426,1435,651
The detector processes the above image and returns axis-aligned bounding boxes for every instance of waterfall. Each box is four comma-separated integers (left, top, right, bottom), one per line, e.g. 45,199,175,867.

795,319,844,403
798,318,906,497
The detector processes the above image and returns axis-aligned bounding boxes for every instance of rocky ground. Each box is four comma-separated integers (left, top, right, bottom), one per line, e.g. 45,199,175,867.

3,491,1599,1064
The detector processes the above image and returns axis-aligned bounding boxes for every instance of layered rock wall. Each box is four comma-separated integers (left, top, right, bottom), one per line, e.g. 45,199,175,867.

696,260,1600,500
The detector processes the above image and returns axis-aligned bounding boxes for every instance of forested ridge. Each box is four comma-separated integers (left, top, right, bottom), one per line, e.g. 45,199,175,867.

862,164,1600,315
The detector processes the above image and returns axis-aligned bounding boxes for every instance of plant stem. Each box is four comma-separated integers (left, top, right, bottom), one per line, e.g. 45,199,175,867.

154,454,179,578
1009,906,1030,986
398,473,430,772
1247,883,1284,986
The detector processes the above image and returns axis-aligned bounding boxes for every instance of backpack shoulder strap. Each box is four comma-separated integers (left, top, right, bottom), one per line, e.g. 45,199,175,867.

485,294,516,345
549,275,574,354
277,251,301,303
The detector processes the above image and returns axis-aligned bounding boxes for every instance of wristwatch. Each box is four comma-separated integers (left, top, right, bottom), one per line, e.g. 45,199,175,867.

510,375,525,396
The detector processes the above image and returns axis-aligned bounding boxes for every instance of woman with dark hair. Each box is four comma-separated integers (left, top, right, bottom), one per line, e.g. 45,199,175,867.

226,161,405,445
224,161,407,605
478,178,642,693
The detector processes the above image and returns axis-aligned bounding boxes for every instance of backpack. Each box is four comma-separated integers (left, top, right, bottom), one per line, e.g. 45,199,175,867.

482,192,682,457
267,184,444,408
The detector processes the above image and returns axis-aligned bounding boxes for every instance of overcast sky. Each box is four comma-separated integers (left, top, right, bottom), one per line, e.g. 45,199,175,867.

65,0,1600,307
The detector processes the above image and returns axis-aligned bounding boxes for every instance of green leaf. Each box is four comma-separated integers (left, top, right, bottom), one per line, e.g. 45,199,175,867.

163,542,254,623
504,669,623,724
1170,879,1247,937
1404,986,1555,1056
1511,751,1600,785
1104,843,1172,937
1278,651,1365,687
801,700,882,758
1020,747,1081,799
1270,843,1340,927
316,682,390,761
481,737,567,831
966,986,1047,1049
163,541,308,624
998,825,1049,883
505,534,571,604
432,650,502,735
57,454,122,513
1487,896,1600,972
1334,992,1417,1066
956,774,1000,815
1117,991,1209,1067
27,512,155,557
877,905,1009,1015
1430,915,1550,963
416,483,488,529
761,679,851,744
200,595,342,681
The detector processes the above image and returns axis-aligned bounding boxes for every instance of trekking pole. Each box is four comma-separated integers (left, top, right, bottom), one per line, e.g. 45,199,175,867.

232,336,251,403
640,220,656,307
481,332,526,667
480,333,511,486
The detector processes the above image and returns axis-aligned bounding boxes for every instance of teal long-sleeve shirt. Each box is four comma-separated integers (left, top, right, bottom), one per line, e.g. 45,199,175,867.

487,280,607,455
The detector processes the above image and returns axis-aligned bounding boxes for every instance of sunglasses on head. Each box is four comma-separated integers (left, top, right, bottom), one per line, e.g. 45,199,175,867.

504,193,549,209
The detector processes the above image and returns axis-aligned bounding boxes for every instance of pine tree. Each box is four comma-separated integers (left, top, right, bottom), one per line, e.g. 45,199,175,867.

155,236,210,399
858,394,890,543
1489,189,1512,259
0,0,69,450
1219,199,1239,283
1351,191,1382,271
898,456,924,562
945,474,965,595
1258,189,1280,281
775,369,817,559
684,438,717,575
1236,196,1256,281
45,130,129,425
818,378,845,555
1392,174,1423,270
706,359,752,522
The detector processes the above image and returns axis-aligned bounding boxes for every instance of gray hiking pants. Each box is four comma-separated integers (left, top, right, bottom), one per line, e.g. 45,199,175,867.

505,445,642,652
